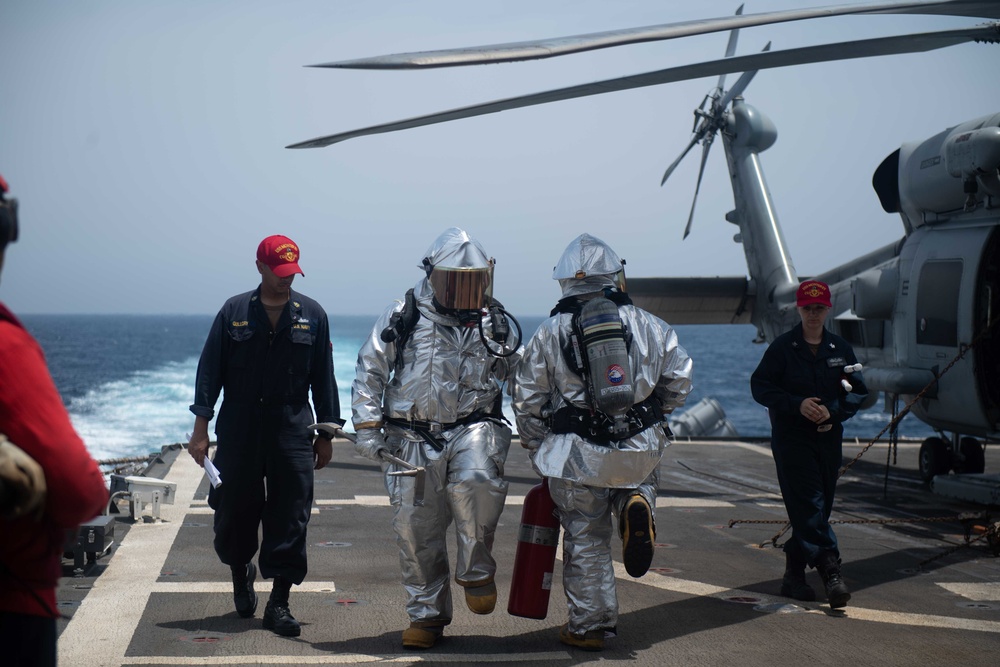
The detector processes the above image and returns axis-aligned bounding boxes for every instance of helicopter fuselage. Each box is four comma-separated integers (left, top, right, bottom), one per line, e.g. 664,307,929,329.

723,103,1000,441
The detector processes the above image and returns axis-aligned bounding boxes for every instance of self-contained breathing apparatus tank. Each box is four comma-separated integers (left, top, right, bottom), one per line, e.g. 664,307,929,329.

577,296,635,435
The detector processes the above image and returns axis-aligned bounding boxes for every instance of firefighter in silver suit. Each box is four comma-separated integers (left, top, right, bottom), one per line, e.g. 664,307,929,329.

351,228,520,650
512,233,692,651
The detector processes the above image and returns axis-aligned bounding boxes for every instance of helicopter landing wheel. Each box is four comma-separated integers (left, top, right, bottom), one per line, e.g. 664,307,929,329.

954,436,986,475
918,436,951,483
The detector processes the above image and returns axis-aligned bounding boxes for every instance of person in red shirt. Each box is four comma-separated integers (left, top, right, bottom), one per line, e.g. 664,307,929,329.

0,175,109,667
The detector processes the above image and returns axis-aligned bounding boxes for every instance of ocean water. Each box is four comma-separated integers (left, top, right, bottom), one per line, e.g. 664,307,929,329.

20,313,934,461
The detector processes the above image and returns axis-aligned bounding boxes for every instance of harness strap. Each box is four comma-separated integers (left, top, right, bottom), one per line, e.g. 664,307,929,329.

550,394,667,445
384,409,500,452
549,289,633,316
380,289,420,371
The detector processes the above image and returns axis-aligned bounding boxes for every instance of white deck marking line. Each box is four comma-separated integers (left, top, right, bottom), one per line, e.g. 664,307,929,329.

672,441,775,457
59,451,204,666
188,506,324,515
937,582,1000,601
667,470,752,496
656,497,734,507
315,496,390,506
614,563,1000,634
825,605,1000,633
841,441,922,450
725,441,774,457
121,653,571,664
147,581,339,593
316,496,738,508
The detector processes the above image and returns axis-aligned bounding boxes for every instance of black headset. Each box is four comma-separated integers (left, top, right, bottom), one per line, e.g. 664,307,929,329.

0,174,19,251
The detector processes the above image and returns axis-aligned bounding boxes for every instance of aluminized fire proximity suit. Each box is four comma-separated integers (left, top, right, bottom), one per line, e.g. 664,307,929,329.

351,228,519,642
513,234,693,641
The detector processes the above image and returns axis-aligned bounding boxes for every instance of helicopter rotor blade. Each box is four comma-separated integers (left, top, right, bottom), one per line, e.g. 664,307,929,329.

717,42,771,110
312,1,1000,69
288,24,998,149
716,3,745,94
683,137,715,240
661,132,703,186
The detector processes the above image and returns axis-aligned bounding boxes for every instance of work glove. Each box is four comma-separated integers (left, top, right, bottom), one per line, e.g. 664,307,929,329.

516,416,548,451
354,428,388,463
0,434,47,522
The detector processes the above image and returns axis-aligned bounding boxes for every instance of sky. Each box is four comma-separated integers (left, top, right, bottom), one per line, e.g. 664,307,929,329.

1,0,997,316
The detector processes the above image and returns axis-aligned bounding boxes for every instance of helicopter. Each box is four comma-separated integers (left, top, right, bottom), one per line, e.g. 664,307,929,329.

287,0,1000,498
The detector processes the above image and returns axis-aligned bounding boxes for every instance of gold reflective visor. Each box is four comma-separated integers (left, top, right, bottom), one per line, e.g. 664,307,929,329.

429,264,494,311
612,269,627,293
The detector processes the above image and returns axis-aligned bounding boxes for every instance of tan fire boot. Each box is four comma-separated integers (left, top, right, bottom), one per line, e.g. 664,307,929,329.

402,622,445,649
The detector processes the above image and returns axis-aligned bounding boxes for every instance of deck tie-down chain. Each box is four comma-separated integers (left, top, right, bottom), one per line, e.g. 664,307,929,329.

729,514,1000,563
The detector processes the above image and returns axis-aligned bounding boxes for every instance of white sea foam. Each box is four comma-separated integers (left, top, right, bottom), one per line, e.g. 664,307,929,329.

69,355,357,461
68,358,206,461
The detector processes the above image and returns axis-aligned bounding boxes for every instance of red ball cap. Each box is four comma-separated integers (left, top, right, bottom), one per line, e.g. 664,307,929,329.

796,280,831,308
257,235,304,278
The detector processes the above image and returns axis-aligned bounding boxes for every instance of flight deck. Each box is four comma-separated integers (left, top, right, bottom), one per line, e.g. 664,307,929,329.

55,437,1000,666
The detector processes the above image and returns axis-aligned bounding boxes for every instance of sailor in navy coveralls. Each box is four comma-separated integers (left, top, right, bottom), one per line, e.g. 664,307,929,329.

189,235,341,636
751,280,867,609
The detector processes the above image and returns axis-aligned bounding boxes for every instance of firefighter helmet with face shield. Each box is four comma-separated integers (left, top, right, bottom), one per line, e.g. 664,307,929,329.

421,227,494,312
552,233,626,297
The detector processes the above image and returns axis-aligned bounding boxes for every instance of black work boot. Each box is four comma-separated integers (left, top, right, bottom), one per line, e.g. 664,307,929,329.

231,563,258,618
779,551,816,602
621,495,656,578
817,552,851,609
263,575,301,637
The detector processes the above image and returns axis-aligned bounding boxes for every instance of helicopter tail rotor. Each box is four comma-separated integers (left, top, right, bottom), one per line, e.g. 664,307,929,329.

660,133,702,186
718,42,770,110
662,25,770,240
683,138,715,240
676,5,745,238
661,8,743,239
715,3,744,96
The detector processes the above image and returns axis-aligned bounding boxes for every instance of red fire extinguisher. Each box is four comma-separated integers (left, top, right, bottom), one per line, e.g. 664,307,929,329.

508,477,561,619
